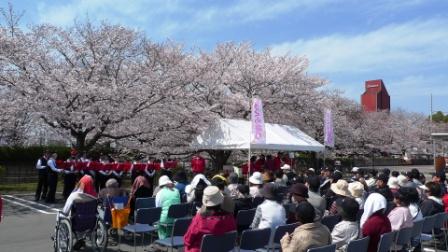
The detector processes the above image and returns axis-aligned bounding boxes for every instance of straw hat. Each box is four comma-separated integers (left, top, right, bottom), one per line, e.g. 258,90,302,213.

249,172,263,185
158,175,173,187
202,186,224,207
348,181,364,198
330,179,351,197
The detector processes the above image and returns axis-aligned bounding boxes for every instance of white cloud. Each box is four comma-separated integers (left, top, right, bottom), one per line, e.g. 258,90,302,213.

271,18,448,74
35,0,333,37
389,75,448,98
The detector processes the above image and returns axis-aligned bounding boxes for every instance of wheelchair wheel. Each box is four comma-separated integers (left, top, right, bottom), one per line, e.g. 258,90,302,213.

55,219,72,252
91,219,108,252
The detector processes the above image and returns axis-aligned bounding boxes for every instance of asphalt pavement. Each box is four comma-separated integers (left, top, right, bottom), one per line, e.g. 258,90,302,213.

0,193,156,252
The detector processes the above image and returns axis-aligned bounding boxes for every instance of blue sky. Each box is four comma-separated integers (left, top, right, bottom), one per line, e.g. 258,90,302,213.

7,0,448,115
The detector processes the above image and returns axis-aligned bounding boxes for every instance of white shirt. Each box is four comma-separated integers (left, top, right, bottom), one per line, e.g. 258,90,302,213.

36,158,47,170
251,199,286,230
62,191,96,215
331,220,360,251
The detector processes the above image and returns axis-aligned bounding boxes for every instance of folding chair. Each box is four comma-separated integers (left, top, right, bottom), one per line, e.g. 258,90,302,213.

123,207,161,252
421,214,437,250
157,203,190,229
307,243,336,252
236,209,256,233
321,215,342,232
266,222,299,251
239,228,271,252
394,227,413,252
440,212,448,249
433,212,448,249
135,197,156,210
377,231,397,252
154,217,192,252
410,219,424,251
347,236,370,252
200,231,238,252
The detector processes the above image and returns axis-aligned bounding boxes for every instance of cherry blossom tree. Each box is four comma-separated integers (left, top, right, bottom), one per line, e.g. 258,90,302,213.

0,22,191,152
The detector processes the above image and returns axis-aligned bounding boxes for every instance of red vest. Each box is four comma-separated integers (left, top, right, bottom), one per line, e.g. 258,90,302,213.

191,156,205,173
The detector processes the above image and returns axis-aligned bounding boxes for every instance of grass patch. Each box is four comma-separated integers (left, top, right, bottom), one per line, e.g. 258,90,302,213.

0,181,64,192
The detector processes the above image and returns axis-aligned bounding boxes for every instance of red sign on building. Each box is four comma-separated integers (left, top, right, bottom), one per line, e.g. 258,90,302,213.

361,79,390,112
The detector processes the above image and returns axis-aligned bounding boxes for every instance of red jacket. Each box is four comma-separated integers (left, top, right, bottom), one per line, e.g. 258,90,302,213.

362,213,392,252
191,156,206,174
442,194,448,212
273,156,281,171
184,212,236,252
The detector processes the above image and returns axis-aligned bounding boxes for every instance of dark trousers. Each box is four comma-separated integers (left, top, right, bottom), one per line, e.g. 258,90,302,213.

35,169,48,201
46,172,58,203
63,173,77,200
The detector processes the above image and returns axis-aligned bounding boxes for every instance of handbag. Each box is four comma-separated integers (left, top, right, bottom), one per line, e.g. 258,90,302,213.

108,196,131,229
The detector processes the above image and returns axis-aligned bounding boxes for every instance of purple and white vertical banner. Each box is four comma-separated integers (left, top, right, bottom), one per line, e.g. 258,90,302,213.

251,98,266,144
324,108,334,148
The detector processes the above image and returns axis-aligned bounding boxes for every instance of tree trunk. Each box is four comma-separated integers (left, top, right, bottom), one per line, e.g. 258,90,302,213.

72,130,87,153
207,150,232,170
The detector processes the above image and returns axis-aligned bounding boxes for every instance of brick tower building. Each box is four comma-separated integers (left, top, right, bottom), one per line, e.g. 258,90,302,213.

361,79,390,112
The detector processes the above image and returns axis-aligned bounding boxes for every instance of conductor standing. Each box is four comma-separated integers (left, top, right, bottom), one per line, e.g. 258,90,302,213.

35,152,49,201
46,153,62,203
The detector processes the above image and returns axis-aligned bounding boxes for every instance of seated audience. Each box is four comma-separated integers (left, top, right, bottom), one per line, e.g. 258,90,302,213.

375,173,393,202
331,198,360,252
155,175,181,239
212,175,235,213
98,178,127,201
361,193,392,252
387,188,413,231
227,172,239,199
328,179,351,215
387,176,400,194
406,187,423,221
129,175,152,216
306,175,326,221
233,184,253,217
62,174,97,215
348,181,365,209
186,174,211,213
280,202,332,252
250,183,286,239
420,182,444,217
183,186,236,252
432,171,447,195
173,171,188,200
249,172,264,197
288,183,309,222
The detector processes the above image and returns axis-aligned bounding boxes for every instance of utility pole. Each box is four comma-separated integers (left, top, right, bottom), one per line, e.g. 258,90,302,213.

431,94,436,169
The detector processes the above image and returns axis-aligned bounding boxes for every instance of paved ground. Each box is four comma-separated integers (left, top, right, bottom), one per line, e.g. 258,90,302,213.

0,193,160,252
0,165,442,252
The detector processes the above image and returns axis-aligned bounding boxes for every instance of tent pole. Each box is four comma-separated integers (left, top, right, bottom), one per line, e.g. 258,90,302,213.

323,147,326,169
248,97,252,185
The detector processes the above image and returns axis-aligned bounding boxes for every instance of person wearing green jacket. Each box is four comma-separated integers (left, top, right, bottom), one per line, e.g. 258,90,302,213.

155,175,181,238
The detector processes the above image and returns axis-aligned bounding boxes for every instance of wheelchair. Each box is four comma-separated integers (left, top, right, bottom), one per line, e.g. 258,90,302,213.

53,199,108,252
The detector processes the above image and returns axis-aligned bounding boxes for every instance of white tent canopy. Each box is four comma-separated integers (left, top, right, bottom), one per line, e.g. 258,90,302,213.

191,119,325,152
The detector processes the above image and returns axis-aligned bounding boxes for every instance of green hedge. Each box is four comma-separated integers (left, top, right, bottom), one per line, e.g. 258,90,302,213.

0,145,71,163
